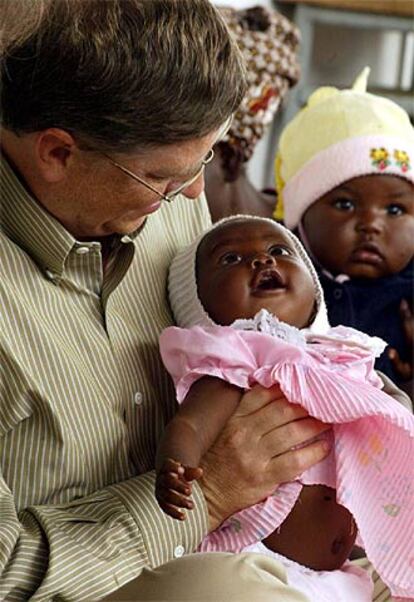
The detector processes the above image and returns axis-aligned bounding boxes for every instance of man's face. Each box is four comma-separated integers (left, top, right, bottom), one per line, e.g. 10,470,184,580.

47,130,219,239
196,220,316,328
302,175,414,279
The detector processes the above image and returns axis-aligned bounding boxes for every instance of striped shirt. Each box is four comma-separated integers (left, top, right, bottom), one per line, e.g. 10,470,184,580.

0,156,211,600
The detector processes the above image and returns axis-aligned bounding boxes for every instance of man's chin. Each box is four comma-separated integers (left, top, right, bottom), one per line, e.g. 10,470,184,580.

104,216,147,237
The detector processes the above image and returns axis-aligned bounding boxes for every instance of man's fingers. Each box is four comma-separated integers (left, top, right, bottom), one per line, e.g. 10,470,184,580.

262,416,331,458
258,398,310,433
269,438,331,483
235,384,283,417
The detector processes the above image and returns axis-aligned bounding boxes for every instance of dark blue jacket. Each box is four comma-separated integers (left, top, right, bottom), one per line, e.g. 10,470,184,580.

318,262,413,387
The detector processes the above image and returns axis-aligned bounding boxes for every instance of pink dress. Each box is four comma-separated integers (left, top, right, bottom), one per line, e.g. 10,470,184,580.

159,311,414,600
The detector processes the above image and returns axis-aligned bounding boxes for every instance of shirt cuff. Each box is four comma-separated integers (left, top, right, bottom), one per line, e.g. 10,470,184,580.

108,470,209,568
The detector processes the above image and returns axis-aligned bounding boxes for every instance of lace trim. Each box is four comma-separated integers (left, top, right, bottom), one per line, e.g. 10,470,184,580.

307,325,387,357
231,310,386,357
231,309,307,347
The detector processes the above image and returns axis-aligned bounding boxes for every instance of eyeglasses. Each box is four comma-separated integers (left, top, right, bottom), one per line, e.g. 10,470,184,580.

103,148,215,203
102,116,233,203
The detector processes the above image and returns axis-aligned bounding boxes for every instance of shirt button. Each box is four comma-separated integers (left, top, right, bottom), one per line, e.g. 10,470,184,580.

45,269,57,281
334,288,343,300
75,246,90,255
174,545,185,558
134,392,143,405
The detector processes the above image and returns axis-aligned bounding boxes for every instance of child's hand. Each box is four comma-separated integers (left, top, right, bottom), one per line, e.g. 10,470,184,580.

388,299,413,381
155,458,203,521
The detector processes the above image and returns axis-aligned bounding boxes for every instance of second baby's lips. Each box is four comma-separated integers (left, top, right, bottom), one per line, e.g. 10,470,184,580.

351,242,385,265
251,268,286,292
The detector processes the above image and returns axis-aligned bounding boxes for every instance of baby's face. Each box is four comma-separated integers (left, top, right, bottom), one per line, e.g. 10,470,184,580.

196,220,316,327
302,175,414,278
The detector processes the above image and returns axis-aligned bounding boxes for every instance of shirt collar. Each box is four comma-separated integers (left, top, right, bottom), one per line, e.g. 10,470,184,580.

0,155,144,278
1,155,75,278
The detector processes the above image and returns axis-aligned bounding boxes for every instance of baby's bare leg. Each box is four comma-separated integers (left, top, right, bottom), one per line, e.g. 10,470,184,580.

263,485,356,571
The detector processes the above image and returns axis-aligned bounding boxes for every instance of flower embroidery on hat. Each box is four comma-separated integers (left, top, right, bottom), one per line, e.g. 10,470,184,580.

370,147,391,171
394,149,411,173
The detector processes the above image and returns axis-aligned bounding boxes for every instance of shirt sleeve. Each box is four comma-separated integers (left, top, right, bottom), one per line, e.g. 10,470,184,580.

0,468,208,600
0,344,208,601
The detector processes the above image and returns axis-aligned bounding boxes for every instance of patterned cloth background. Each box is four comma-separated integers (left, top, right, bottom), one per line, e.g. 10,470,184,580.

218,5,300,165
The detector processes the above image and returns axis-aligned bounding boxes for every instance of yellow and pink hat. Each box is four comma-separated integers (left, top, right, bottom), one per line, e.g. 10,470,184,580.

274,67,414,228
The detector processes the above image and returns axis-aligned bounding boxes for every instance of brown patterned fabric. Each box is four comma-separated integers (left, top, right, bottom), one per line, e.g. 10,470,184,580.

218,5,300,164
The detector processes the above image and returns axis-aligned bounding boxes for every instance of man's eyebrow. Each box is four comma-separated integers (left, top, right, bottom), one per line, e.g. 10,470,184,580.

148,158,205,181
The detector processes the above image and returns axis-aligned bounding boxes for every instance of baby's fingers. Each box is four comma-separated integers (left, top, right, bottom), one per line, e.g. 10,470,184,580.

388,347,412,380
400,299,414,344
158,499,187,521
184,466,203,481
156,485,194,511
159,457,185,476
157,472,192,496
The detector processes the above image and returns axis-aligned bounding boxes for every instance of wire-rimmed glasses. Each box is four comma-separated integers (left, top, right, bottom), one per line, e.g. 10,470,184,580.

102,116,233,203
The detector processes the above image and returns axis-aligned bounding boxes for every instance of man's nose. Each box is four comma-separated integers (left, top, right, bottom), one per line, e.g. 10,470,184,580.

180,173,205,200
251,252,276,268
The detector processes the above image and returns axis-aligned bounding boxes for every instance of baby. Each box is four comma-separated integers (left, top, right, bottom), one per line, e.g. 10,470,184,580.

156,215,414,601
274,67,414,393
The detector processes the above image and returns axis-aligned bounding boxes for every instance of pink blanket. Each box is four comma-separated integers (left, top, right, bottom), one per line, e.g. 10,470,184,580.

160,322,414,599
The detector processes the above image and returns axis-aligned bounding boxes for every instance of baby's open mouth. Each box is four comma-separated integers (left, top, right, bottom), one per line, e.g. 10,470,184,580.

251,269,286,292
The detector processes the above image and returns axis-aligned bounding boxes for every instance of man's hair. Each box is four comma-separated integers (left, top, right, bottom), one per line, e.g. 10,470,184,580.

0,0,246,152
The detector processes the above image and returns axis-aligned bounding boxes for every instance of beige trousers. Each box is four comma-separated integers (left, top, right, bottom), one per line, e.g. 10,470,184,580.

104,552,309,601
103,552,391,602
105,553,391,602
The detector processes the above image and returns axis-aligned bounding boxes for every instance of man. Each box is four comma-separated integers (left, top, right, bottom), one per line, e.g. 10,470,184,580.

0,1,407,600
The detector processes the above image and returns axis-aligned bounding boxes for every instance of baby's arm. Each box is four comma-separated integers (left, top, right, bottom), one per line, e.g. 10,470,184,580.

156,375,243,520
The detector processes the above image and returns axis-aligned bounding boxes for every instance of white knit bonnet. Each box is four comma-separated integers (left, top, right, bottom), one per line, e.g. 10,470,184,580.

168,214,330,333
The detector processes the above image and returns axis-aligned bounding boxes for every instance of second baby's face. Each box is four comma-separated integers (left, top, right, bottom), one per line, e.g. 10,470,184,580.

302,174,414,279
196,219,316,328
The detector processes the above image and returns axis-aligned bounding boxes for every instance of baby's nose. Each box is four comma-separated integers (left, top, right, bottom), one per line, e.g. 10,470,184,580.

251,252,276,268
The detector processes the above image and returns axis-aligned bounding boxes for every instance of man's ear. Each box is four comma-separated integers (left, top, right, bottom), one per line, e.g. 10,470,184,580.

35,128,77,183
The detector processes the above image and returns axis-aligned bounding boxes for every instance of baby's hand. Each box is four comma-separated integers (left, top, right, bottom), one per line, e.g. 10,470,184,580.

155,458,203,520
388,299,413,381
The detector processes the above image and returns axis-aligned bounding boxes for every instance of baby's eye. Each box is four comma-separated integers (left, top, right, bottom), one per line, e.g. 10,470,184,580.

386,204,405,216
220,252,242,265
332,198,355,211
268,245,291,257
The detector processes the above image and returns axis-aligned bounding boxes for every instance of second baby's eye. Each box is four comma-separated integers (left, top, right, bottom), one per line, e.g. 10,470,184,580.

332,198,355,211
269,245,291,257
386,204,405,217
220,252,242,265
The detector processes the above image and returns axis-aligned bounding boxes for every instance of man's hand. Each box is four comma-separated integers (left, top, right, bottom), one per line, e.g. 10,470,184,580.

388,299,413,381
199,384,331,531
